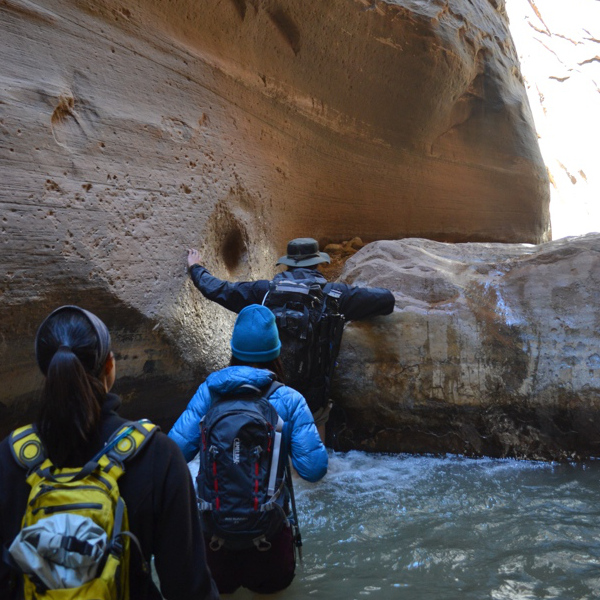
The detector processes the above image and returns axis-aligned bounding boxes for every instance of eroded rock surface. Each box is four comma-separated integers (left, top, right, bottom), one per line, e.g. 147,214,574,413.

333,234,600,460
1,0,550,436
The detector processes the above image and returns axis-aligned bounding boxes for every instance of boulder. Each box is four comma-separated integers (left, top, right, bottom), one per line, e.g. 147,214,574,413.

332,234,600,460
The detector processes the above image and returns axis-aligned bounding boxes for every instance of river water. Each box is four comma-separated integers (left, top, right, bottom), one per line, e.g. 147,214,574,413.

189,451,600,600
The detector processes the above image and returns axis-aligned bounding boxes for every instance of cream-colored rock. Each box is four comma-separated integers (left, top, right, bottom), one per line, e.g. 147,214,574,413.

333,234,600,459
0,0,549,436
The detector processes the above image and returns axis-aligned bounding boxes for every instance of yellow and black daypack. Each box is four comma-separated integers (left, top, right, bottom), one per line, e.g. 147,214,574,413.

7,419,157,599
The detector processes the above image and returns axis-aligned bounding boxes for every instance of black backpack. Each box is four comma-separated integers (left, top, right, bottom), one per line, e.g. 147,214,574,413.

197,381,289,551
262,271,345,412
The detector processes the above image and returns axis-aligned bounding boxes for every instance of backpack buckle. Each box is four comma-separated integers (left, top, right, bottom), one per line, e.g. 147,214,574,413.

209,536,225,552
253,536,272,551
109,535,124,557
60,536,95,556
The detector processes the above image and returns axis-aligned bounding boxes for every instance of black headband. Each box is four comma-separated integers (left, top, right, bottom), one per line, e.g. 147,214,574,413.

35,305,111,376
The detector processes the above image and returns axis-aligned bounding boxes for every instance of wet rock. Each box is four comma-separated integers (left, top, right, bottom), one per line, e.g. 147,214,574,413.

332,234,600,460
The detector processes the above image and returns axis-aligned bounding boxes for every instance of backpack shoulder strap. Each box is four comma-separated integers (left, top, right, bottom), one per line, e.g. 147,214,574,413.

261,381,285,497
9,424,47,472
12,421,159,485
264,380,284,398
102,419,159,465
322,282,338,295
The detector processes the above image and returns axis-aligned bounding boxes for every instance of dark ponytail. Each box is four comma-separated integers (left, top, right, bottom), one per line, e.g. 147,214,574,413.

35,306,112,465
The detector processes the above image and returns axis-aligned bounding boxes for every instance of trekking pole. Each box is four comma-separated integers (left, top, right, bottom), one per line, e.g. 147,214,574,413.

285,459,303,564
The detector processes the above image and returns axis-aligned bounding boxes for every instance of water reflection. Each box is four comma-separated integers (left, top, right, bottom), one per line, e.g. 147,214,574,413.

189,451,600,600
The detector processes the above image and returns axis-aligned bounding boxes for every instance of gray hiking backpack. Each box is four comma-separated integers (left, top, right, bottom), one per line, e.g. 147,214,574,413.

197,381,290,551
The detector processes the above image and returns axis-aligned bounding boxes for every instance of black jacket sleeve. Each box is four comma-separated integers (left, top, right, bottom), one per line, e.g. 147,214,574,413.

332,283,395,322
0,439,30,599
148,434,220,600
189,265,270,314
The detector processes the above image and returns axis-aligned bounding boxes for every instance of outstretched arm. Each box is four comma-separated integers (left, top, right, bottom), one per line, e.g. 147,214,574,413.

333,283,395,321
187,248,270,314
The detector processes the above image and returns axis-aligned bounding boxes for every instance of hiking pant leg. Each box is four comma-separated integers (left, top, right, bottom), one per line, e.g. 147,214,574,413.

242,526,296,594
203,539,242,595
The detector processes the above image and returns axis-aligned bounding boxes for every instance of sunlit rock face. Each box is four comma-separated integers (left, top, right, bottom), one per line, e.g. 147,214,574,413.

1,0,549,436
333,234,600,460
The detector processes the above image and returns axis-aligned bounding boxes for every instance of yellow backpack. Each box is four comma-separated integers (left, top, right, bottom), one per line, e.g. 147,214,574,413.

8,420,157,599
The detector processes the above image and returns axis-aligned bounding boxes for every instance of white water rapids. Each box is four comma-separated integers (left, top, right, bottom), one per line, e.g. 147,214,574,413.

183,451,600,600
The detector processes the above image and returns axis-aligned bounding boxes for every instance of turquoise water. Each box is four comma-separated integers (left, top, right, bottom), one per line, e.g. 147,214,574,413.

187,451,600,600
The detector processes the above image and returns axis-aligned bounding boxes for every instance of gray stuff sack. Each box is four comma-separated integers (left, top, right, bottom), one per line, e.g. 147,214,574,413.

8,513,108,590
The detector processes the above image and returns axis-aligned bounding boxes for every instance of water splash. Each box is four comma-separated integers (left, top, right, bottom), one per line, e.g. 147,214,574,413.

192,451,600,600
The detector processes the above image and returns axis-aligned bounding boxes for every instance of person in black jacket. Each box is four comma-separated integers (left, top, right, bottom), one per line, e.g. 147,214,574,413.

0,305,219,600
187,237,395,440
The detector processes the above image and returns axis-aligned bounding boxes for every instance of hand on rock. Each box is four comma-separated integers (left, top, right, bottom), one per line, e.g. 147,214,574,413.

187,248,202,268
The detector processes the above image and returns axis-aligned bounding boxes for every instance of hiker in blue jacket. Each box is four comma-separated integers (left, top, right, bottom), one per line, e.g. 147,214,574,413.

186,237,395,439
169,304,328,594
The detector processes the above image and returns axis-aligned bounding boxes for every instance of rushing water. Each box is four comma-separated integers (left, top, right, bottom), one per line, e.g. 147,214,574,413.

187,451,600,600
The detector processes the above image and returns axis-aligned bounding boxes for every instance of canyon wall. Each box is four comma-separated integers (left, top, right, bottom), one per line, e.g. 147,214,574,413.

0,0,550,437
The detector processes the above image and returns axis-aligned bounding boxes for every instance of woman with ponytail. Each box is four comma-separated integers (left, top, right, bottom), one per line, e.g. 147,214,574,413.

0,305,219,600
35,306,114,466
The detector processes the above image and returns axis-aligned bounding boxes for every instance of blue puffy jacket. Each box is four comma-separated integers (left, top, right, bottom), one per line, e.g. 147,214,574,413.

168,366,328,482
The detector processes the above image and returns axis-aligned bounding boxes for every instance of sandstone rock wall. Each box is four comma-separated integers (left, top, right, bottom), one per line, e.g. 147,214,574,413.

1,0,549,436
333,234,600,459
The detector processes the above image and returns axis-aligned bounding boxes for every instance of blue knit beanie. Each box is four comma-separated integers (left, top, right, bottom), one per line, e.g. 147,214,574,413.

230,304,281,362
